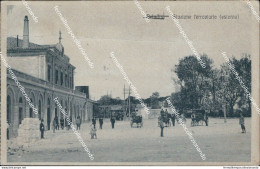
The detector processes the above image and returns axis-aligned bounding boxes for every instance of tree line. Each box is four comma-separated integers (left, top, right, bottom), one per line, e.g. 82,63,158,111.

97,53,251,118
170,54,251,117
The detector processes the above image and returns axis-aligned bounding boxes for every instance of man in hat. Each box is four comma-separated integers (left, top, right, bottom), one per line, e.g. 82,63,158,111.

239,113,246,133
171,113,176,127
159,119,164,137
40,119,45,139
110,116,115,129
99,118,103,129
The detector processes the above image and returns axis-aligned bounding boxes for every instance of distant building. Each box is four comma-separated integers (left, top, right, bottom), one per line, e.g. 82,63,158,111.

6,16,95,138
99,105,124,119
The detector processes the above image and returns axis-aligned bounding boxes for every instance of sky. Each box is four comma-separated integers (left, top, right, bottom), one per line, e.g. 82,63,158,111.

5,1,259,100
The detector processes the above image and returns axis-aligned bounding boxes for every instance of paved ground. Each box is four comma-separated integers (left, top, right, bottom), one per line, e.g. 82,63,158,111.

7,118,251,163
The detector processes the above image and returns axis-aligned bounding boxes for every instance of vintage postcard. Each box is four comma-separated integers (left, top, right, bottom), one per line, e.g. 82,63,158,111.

0,0,259,166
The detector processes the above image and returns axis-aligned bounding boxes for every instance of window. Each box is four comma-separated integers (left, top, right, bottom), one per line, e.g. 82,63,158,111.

60,72,63,86
38,100,42,120
47,65,51,82
70,77,72,88
18,97,23,124
7,95,11,124
65,74,68,87
19,108,23,124
29,98,33,118
55,70,58,84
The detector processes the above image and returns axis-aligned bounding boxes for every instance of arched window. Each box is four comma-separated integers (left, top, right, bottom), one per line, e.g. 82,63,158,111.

18,97,23,124
7,95,11,124
19,97,23,103
38,100,42,120
29,98,33,118
47,98,51,130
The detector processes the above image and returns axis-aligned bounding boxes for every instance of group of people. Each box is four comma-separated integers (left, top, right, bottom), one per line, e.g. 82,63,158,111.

91,117,116,130
52,115,80,133
158,108,176,128
39,115,114,140
89,116,117,139
158,108,175,137
39,115,82,139
158,109,246,137
38,110,247,140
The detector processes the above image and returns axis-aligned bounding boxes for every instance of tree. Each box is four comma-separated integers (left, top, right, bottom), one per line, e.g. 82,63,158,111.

174,54,213,110
98,95,123,105
233,54,251,116
220,54,251,117
150,92,160,109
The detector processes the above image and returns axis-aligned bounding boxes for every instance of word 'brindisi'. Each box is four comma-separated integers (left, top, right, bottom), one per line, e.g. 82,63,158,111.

110,52,150,114
54,6,94,69
166,6,206,68
166,98,206,160
53,97,94,160
222,52,260,114
1,52,38,114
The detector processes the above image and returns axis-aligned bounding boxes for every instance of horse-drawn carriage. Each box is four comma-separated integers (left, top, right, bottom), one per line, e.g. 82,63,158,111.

158,114,170,127
157,109,172,127
130,112,143,128
190,109,208,127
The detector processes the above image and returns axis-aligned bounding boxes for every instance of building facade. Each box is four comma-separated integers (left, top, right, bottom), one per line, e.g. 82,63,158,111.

6,16,95,138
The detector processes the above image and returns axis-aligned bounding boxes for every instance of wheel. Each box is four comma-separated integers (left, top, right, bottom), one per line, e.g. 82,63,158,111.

141,122,143,127
130,121,133,128
191,121,193,127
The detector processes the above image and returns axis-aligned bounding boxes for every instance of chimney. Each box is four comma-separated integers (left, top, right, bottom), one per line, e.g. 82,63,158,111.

23,16,29,48
17,35,18,47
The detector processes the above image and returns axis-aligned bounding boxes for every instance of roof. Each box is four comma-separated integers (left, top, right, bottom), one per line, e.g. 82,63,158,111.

7,37,72,64
7,37,54,50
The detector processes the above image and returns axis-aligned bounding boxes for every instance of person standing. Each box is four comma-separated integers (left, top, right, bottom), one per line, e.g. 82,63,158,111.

60,118,64,130
159,119,164,137
40,119,45,139
239,113,246,133
205,111,209,126
55,116,59,130
90,124,97,139
52,118,56,133
99,118,103,129
92,118,96,129
171,113,176,126
110,117,115,129
165,109,170,126
76,116,81,130
160,108,165,117
65,117,69,130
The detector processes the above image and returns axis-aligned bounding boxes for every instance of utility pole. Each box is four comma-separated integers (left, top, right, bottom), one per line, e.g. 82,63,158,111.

123,85,131,120
128,85,131,117
123,85,126,120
